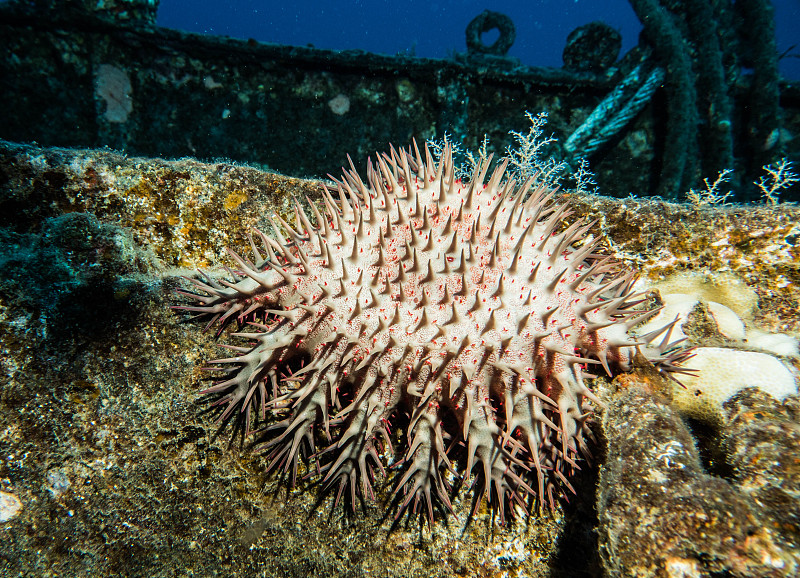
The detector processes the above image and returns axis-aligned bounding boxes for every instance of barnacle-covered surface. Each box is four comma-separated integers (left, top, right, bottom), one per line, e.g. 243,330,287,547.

0,140,798,577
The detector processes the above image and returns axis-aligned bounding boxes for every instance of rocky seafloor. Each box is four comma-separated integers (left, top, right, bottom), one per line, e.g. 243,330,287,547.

0,139,798,577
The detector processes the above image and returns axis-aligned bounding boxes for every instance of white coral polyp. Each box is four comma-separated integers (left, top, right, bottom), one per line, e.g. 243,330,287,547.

177,144,684,522
673,347,798,420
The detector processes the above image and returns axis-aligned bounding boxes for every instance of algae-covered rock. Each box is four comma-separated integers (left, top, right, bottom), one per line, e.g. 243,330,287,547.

1,139,799,577
596,374,799,577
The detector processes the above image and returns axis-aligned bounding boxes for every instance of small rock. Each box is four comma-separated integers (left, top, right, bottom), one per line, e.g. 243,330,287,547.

0,491,23,522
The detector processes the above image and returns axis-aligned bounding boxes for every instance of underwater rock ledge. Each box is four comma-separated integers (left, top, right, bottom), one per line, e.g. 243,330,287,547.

0,139,798,577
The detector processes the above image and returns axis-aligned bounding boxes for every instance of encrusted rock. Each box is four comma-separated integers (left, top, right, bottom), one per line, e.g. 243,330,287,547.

597,374,799,577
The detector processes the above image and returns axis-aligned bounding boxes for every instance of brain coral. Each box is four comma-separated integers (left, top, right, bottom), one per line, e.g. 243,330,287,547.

176,144,687,522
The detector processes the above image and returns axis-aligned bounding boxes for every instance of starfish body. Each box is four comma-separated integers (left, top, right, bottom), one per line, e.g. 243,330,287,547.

176,144,684,521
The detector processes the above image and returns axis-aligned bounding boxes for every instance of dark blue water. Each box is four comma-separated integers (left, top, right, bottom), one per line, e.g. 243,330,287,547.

157,0,800,80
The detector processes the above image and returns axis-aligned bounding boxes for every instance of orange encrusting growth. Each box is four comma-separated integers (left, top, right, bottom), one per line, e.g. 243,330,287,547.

175,143,687,522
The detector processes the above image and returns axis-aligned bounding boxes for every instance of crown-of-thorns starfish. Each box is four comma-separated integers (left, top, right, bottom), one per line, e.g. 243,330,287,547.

175,142,689,522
